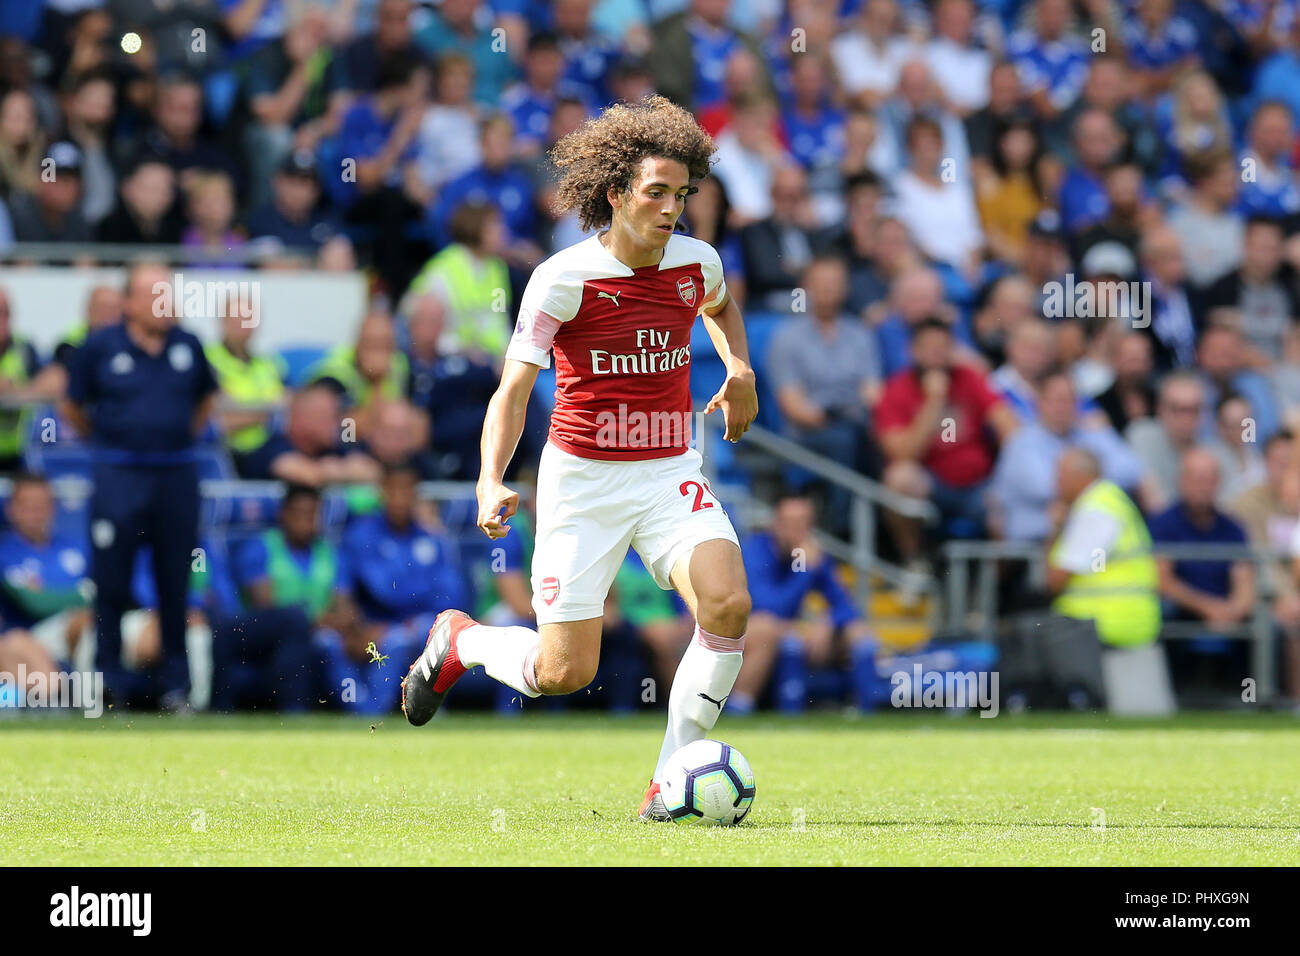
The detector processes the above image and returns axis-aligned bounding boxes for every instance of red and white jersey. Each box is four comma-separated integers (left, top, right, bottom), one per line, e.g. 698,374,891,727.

505,232,728,461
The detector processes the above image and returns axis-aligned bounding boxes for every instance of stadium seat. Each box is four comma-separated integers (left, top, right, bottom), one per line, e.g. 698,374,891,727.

27,444,94,482
690,312,784,433
689,321,726,405
220,488,284,532
197,446,234,480
439,494,483,534
278,346,331,387
533,365,557,413
739,311,785,431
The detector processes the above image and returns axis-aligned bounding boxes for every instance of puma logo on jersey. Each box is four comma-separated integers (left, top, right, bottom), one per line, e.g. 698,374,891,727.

596,290,621,307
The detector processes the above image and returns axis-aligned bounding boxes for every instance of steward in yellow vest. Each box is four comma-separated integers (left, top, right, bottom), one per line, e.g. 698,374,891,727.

306,311,409,409
405,201,511,358
1047,448,1161,647
0,329,39,467
205,314,287,456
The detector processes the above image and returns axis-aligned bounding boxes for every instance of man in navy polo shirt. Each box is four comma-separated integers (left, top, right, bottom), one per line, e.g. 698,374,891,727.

62,262,219,709
1149,446,1256,681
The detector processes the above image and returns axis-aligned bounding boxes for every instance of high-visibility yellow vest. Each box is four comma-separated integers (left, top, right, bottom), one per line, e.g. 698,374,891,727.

1051,479,1161,647
408,243,511,356
60,323,89,349
204,341,286,452
0,339,32,459
307,345,408,407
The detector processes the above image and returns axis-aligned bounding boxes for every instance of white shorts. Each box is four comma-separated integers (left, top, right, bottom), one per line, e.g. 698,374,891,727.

530,441,740,624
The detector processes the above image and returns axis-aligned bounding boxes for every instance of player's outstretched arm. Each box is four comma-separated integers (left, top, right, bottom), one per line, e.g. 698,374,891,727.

477,358,541,539
700,293,758,442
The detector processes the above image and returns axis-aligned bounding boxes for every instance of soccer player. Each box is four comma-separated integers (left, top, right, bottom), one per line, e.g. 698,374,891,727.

400,96,759,821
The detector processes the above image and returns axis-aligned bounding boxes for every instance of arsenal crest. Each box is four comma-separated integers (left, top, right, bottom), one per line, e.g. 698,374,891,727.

541,576,560,606
677,276,696,307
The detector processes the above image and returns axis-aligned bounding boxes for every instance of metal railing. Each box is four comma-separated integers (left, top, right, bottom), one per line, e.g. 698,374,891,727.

943,539,1282,702
694,413,939,609
3,242,313,266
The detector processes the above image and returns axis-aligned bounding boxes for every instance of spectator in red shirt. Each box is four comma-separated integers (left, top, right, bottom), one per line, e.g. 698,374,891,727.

877,317,1019,568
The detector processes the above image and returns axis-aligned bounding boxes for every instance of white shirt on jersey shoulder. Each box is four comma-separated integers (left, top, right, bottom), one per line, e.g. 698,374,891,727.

1054,489,1122,575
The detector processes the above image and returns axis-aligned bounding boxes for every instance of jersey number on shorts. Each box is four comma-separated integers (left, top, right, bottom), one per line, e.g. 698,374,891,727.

679,479,721,513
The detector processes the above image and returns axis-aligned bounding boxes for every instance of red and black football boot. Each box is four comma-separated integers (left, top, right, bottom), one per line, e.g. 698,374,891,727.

401,609,477,726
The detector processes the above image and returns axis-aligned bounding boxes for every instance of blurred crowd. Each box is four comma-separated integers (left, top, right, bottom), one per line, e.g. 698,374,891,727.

2,0,1300,710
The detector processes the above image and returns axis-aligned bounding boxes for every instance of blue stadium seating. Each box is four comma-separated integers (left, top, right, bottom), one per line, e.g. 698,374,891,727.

689,310,783,432
26,444,93,482
278,346,330,387
533,365,557,413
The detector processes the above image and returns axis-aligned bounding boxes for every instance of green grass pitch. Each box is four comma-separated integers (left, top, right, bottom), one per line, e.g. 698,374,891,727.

3,712,1298,865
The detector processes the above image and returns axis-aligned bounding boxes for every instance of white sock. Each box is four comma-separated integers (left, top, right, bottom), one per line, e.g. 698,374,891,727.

457,624,542,698
653,624,745,782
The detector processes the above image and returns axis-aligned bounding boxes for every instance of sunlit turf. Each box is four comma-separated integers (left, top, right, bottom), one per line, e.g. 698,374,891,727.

3,711,1297,865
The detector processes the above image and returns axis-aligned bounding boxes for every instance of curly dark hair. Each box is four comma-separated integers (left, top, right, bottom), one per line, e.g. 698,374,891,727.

548,94,716,231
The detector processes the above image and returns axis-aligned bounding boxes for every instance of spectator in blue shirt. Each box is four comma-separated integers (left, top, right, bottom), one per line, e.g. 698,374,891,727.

553,0,623,107
1152,69,1235,188
331,0,422,95
219,0,287,62
737,492,874,714
401,293,505,480
336,51,431,295
136,76,243,191
1058,108,1123,232
1123,0,1200,100
428,113,542,269
1196,323,1280,445
991,371,1147,541
245,150,341,253
1149,446,1255,675
991,319,1057,423
404,293,448,410
875,266,978,377
1238,101,1300,219
780,55,846,176
769,255,883,531
335,462,470,711
1221,0,1298,51
337,54,427,191
0,474,91,668
1006,0,1091,123
648,0,771,111
1252,20,1300,127
239,382,381,487
342,461,471,626
500,31,593,160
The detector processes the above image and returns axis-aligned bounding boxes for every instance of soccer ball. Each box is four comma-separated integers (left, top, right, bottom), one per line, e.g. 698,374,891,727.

659,739,755,825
